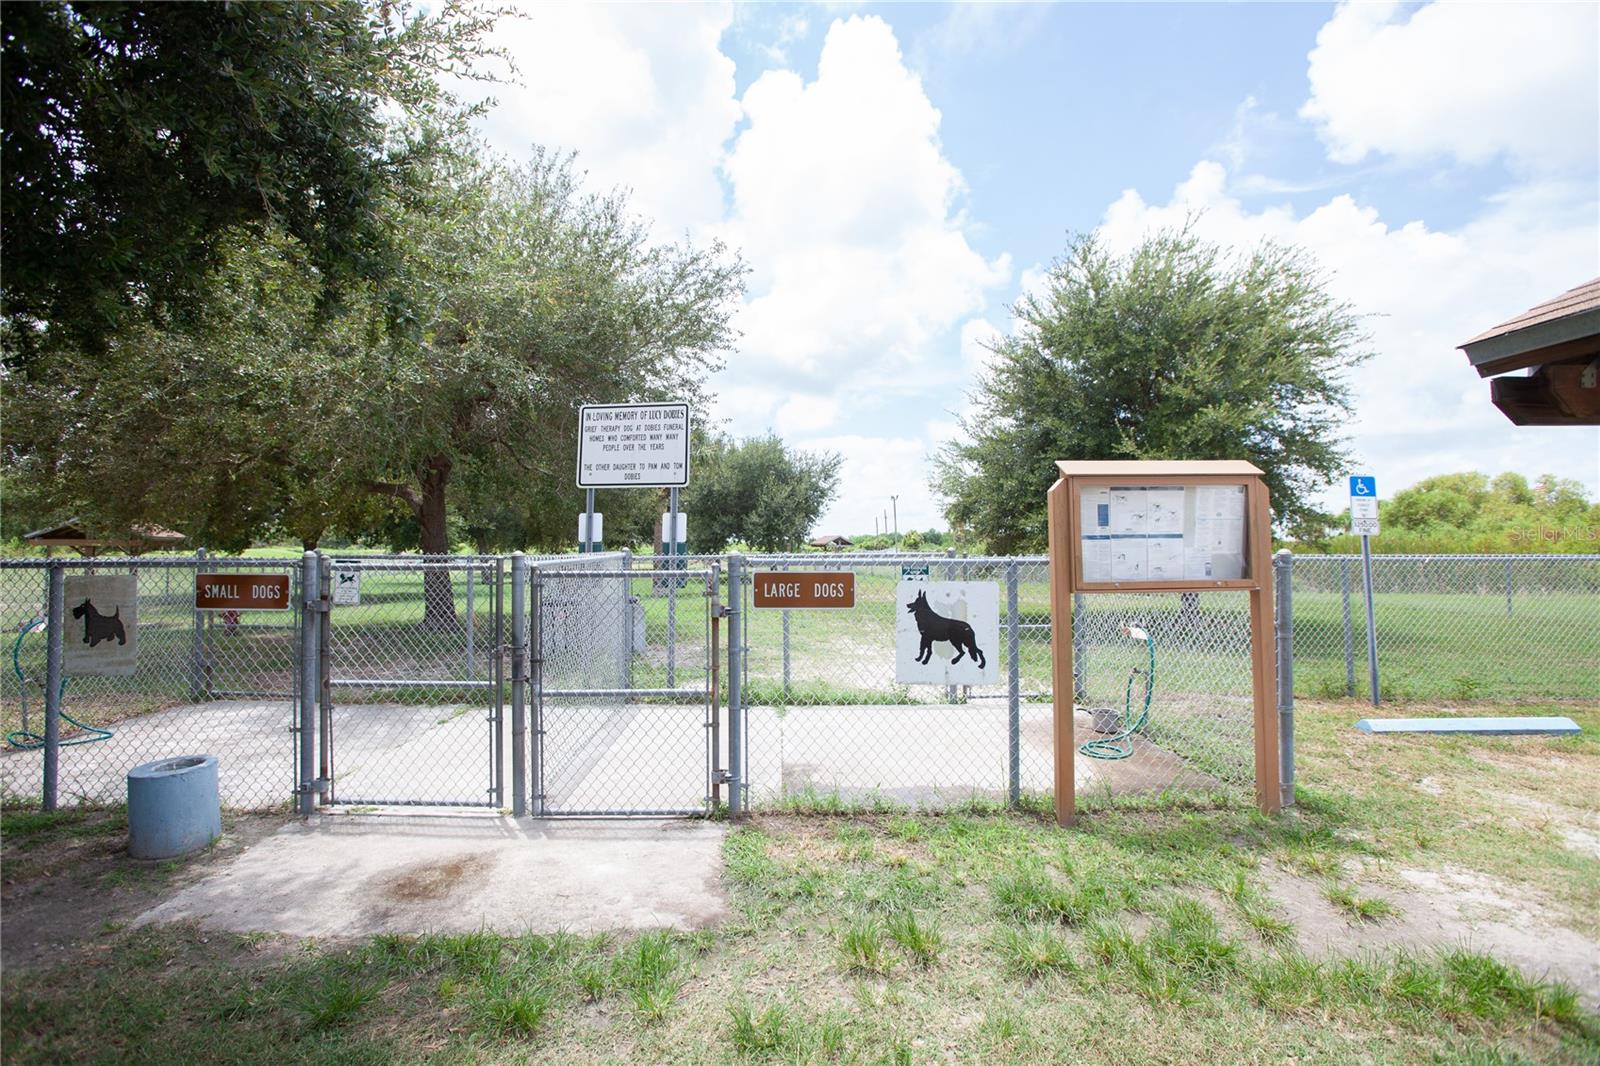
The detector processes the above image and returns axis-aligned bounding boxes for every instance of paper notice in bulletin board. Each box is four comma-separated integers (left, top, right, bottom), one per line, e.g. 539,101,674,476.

1080,484,1247,582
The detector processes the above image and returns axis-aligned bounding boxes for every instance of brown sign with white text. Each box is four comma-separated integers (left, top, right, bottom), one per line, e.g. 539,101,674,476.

195,573,292,611
751,571,855,609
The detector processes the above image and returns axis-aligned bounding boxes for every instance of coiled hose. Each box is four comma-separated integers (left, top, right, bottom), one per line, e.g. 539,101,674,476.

1078,625,1155,761
5,619,113,750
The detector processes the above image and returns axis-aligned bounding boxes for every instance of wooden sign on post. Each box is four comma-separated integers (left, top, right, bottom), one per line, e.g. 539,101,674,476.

751,571,855,609
1047,460,1280,826
195,573,292,611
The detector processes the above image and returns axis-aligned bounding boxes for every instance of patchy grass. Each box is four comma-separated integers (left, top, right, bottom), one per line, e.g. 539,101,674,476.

3,700,1597,1063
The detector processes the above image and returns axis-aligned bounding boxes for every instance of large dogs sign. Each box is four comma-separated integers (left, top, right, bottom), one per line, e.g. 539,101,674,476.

894,581,999,686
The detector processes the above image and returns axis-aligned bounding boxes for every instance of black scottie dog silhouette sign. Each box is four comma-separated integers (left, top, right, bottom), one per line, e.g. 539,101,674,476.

62,574,138,676
894,581,998,685
72,598,127,647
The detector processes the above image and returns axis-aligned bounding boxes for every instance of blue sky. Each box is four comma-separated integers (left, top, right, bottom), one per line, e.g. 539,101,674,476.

463,2,1600,535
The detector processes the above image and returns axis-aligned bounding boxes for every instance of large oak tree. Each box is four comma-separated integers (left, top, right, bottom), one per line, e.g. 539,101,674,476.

934,229,1369,551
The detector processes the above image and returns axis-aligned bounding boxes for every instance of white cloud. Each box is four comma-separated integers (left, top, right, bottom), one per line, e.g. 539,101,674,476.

1097,161,1600,503
775,394,840,434
460,4,740,238
803,433,943,534
1301,1,1599,173
717,15,1010,381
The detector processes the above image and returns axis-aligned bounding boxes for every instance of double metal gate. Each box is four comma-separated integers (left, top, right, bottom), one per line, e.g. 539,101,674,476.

301,553,717,815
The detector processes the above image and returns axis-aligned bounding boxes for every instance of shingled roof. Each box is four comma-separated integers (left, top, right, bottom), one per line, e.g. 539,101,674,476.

1457,277,1600,425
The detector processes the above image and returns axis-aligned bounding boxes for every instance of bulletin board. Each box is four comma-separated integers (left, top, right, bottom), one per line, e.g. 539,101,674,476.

1047,460,1281,826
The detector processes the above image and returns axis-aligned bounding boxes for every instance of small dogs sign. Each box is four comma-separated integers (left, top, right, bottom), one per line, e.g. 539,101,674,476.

895,581,998,686
64,574,138,677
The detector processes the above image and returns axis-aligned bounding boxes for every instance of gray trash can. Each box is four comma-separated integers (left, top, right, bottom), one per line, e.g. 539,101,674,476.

127,755,222,859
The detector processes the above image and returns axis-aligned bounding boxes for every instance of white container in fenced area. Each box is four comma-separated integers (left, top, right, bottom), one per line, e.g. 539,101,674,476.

126,754,221,859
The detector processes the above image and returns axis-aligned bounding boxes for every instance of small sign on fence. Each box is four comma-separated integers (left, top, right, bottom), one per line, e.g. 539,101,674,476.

901,564,930,580
195,573,291,612
332,569,361,606
63,574,137,676
752,571,855,609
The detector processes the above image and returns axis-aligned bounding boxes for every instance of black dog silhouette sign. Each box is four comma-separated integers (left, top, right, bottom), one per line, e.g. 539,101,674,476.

63,574,138,676
894,581,999,685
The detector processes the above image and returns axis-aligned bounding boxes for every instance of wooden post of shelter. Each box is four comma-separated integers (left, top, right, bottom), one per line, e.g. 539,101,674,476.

1046,460,1281,826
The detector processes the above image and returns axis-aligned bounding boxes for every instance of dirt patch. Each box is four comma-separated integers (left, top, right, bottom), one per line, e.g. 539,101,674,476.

379,853,494,902
1262,861,1600,1008
1,809,290,972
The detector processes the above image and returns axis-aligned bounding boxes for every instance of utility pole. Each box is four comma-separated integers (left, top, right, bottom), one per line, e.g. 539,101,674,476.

890,496,899,542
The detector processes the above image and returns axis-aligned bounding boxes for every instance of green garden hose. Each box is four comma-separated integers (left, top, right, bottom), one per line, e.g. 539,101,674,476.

1078,625,1156,761
5,618,113,750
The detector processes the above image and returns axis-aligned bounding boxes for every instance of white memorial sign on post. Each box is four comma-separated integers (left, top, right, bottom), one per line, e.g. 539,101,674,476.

576,402,690,488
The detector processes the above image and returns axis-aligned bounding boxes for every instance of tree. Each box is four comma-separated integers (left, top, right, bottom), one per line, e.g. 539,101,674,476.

5,147,745,627
1,0,502,356
934,229,1368,552
682,433,842,552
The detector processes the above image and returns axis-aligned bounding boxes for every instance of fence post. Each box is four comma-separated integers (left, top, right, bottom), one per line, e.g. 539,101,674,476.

944,548,957,702
529,564,545,816
1361,537,1379,707
1274,550,1295,809
510,553,528,817
1006,561,1021,807
727,553,744,817
782,560,791,699
317,554,332,805
41,561,64,811
1504,558,1513,616
190,547,207,700
298,552,320,815
621,548,633,689
1340,557,1354,697
466,562,476,682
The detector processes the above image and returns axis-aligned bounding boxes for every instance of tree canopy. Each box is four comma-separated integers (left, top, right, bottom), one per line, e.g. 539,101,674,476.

682,433,842,552
933,229,1369,552
1,0,502,355
6,145,746,627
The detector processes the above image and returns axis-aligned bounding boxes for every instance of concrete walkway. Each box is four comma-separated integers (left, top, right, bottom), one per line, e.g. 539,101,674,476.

135,809,727,937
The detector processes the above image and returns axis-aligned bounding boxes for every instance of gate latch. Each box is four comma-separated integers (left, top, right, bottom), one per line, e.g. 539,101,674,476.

712,605,732,619
712,769,734,784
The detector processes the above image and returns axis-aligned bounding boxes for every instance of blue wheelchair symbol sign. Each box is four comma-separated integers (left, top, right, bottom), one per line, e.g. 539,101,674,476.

1349,476,1376,497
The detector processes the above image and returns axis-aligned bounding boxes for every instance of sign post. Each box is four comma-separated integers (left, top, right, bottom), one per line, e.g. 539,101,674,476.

1349,476,1380,707
1045,460,1280,826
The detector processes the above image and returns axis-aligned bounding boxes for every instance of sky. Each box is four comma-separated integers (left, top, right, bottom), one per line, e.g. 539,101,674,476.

457,1,1600,536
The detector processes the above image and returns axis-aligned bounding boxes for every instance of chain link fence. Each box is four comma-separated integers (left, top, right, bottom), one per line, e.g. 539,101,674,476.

1289,554,1600,702
0,556,301,809
4,550,1592,815
730,554,1257,811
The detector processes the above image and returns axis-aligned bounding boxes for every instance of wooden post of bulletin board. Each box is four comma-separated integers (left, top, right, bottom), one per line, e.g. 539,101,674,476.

1046,460,1281,827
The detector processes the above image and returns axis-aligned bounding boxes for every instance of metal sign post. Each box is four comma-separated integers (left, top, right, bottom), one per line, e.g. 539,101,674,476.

1349,476,1380,706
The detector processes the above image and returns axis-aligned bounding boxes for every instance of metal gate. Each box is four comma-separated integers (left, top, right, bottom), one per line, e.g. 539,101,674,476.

527,559,717,815
319,556,504,807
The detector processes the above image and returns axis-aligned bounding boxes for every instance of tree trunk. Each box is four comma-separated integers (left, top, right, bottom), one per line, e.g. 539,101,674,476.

419,456,458,631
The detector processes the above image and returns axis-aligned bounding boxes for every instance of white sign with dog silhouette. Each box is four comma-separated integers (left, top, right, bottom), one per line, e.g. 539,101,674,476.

895,581,999,686
63,574,137,677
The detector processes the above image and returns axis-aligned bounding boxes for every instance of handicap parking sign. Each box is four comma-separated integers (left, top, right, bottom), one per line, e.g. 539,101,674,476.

1349,476,1376,498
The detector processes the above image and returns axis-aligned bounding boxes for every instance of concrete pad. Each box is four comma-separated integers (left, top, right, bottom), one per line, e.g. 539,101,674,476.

134,810,727,937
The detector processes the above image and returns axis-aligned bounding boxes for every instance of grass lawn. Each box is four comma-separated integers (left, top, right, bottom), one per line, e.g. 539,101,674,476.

3,699,1598,1063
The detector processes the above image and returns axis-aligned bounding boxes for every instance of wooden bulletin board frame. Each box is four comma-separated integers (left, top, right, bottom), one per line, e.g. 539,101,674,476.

1046,460,1280,826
